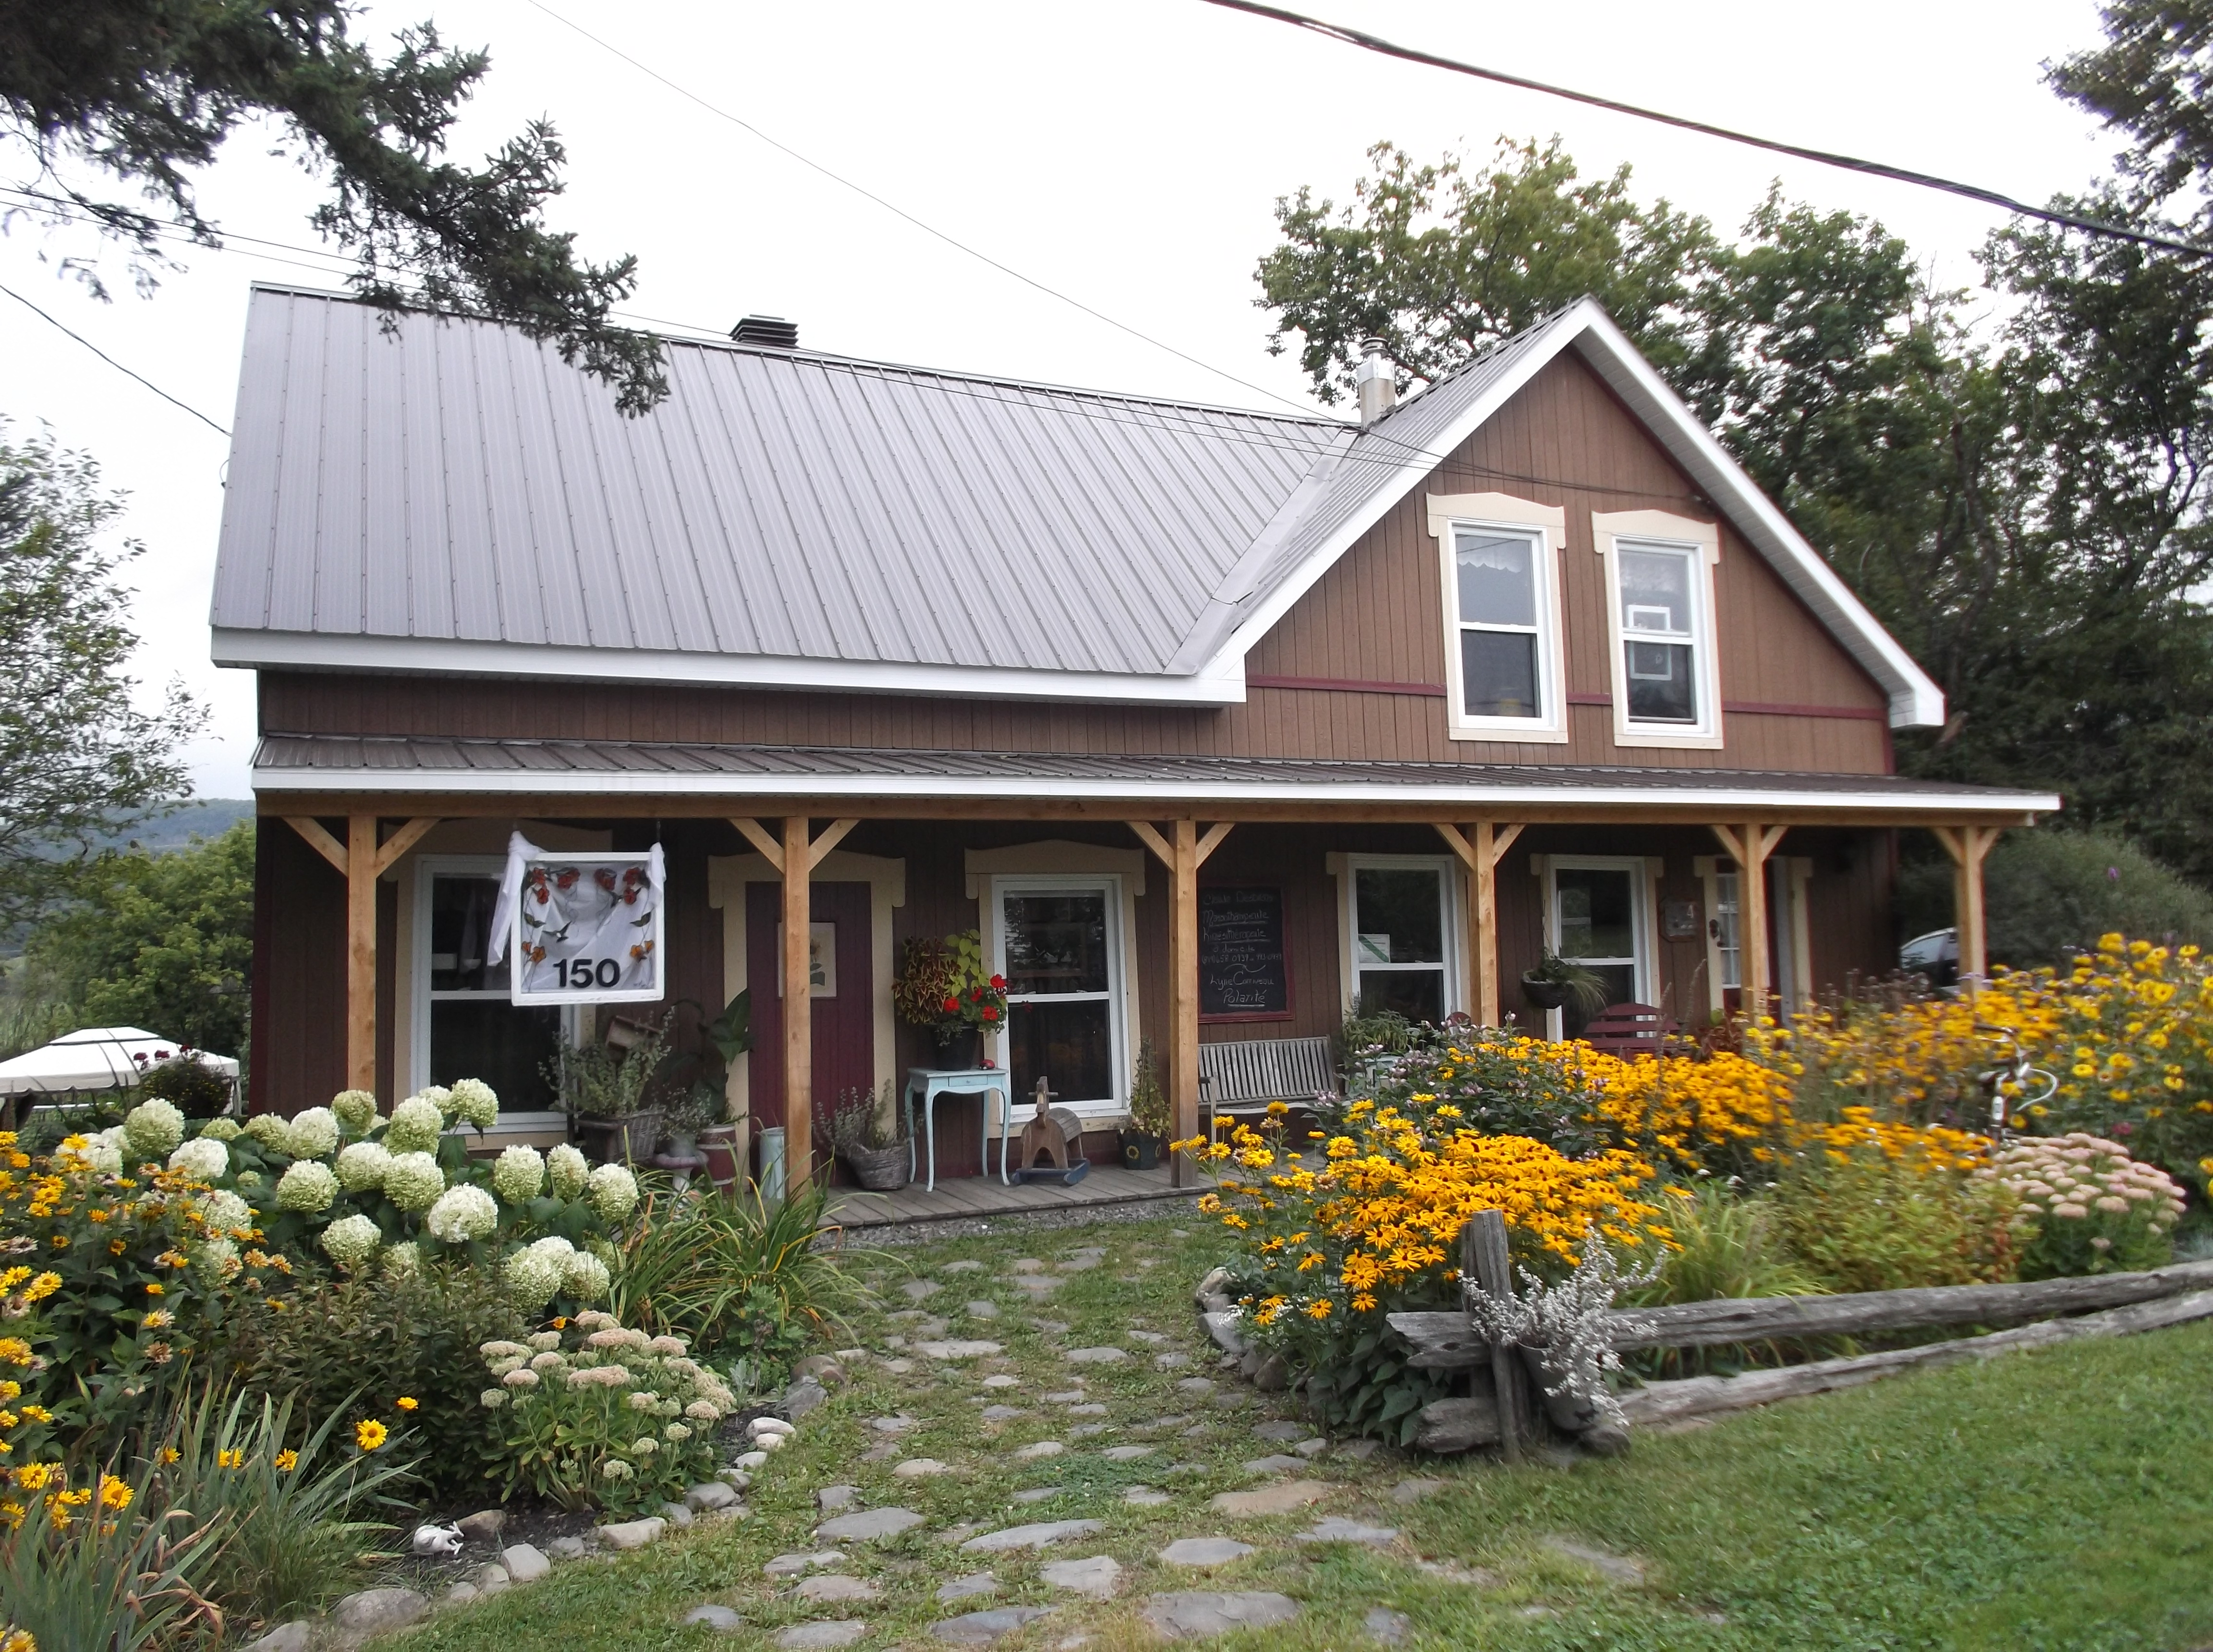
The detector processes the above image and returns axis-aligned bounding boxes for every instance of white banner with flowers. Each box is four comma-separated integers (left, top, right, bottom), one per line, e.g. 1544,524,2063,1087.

488,833,666,1004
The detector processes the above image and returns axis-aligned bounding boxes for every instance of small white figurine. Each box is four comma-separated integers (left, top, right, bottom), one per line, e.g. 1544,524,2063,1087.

411,1522,465,1558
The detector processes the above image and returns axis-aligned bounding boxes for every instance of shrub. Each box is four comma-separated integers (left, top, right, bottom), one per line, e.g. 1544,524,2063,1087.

1986,1134,2185,1278
196,1264,526,1505
1624,1185,1828,1307
1985,828,2213,970
132,1052,234,1119
476,1311,736,1515
609,1182,872,1385
154,1383,416,1632
1772,1109,2021,1292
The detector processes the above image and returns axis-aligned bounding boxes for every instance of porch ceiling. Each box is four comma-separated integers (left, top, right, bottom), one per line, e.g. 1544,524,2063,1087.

253,733,2057,824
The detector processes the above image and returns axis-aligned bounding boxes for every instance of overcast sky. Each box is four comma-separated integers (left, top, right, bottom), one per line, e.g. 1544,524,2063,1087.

1,0,2122,798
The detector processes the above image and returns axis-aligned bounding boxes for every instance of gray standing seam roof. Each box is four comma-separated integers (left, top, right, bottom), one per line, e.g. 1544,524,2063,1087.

209,286,1356,677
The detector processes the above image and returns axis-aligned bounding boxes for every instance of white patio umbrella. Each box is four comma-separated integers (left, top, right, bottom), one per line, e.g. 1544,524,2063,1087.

0,1027,240,1098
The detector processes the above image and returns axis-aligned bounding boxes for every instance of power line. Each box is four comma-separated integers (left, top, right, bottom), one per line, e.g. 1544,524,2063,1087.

515,0,1333,417
0,280,230,435
1200,0,2213,262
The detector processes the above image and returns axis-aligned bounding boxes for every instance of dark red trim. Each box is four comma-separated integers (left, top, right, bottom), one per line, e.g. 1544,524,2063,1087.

1248,674,1447,697
1565,690,1613,706
1723,700,1888,722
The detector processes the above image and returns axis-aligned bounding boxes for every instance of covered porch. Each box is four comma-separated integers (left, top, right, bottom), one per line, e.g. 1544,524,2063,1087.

253,739,2048,1192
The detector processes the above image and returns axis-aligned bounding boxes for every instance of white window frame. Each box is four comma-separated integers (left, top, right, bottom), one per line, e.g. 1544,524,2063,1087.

409,854,581,1124
1538,854,1657,1037
1427,493,1569,743
987,873,1130,1119
1593,509,1724,749
1691,854,1740,1021
1329,853,1464,1021
1690,853,1814,1019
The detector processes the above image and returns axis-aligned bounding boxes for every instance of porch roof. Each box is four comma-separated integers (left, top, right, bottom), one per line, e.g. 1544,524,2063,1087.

253,732,2057,819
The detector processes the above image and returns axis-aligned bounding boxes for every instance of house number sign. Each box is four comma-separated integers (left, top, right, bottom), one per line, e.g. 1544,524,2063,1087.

487,833,666,1005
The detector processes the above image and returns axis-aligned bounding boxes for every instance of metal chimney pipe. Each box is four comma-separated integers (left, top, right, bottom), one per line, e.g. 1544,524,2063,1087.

1354,337,1397,424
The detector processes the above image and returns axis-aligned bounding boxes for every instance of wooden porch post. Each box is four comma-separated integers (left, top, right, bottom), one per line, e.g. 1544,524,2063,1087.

1435,822,1527,1026
1710,822,1785,1022
782,816,814,1187
1127,819,1234,1188
1932,825,2001,989
285,814,442,1102
730,815,860,1190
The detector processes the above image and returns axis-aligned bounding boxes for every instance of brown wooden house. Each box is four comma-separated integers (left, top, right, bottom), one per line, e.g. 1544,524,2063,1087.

210,284,2056,1182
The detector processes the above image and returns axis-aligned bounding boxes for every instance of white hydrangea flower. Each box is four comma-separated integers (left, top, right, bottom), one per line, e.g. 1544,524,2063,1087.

425,1183,500,1243
491,1144,545,1204
123,1098,186,1159
196,1117,243,1142
330,1089,379,1135
382,1096,446,1154
448,1078,499,1130
335,1140,392,1192
382,1151,446,1212
285,1106,341,1160
501,1245,567,1309
416,1084,456,1121
275,1159,340,1212
319,1212,384,1269
546,1142,591,1201
168,1137,229,1181
198,1237,239,1273
383,1239,421,1278
79,1142,124,1175
197,1189,255,1235
527,1234,577,1260
586,1163,640,1224
243,1113,293,1152
563,1250,611,1303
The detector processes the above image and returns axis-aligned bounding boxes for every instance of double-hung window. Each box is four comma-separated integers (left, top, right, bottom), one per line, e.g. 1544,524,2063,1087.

1336,856,1460,1024
1593,510,1723,747
1428,494,1567,741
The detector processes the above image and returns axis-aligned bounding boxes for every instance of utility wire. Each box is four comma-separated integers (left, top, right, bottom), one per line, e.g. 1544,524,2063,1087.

0,280,230,435
1200,0,2213,261
515,0,1333,417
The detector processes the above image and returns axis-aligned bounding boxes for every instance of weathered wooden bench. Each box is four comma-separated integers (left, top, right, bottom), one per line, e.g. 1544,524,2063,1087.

1577,1002,1675,1057
1197,1035,1334,1135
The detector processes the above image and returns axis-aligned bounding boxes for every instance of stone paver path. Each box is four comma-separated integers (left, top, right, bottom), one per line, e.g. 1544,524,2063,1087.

960,1519,1105,1554
1158,1537,1253,1567
1143,1591,1302,1639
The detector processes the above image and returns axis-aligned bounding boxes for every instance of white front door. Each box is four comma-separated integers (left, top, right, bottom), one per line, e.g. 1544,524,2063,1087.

991,877,1126,1112
1547,858,1653,1033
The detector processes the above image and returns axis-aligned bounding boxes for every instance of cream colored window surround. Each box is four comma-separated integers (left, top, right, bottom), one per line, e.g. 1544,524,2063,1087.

1426,492,1569,744
1592,508,1724,750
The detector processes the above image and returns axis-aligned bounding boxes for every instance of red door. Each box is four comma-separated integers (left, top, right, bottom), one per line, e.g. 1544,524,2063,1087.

745,882,875,1142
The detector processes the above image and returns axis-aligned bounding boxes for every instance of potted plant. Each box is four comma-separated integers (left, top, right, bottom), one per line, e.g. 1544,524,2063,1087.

1121,1038,1170,1169
828,1080,908,1190
1520,950,1612,1017
547,1016,668,1163
893,930,1008,1069
698,987,751,1190
662,1079,723,1162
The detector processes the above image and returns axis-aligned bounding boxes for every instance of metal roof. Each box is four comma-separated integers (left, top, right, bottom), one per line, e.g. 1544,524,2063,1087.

210,285,1344,680
251,732,2059,815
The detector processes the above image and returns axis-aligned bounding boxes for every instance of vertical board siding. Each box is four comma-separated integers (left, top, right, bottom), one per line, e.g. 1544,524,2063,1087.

252,821,348,1113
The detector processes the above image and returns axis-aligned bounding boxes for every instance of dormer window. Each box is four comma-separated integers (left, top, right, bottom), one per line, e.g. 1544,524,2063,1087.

1593,510,1723,748
1427,493,1568,742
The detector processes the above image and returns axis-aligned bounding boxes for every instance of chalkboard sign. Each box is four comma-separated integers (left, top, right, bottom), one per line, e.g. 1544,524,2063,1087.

1199,885,1291,1020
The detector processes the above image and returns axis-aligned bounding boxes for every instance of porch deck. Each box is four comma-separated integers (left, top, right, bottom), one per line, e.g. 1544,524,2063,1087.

822,1163,1205,1230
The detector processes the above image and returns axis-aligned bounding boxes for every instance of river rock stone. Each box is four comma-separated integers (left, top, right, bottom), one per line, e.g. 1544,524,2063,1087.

959,1518,1104,1553
816,1506,925,1542
945,1260,985,1273
684,1604,742,1631
1389,1478,1445,1505
774,1623,867,1649
766,1550,846,1576
1210,1479,1332,1517
817,1485,859,1511
1065,1346,1129,1365
938,1571,999,1603
1040,1555,1122,1599
904,1278,943,1300
966,1300,1000,1319
455,1508,507,1543
688,1480,741,1512
782,1376,830,1419
1157,1537,1253,1567
548,1535,589,1561
1067,1402,1109,1417
1242,1455,1308,1475
1175,1378,1216,1397
1294,1438,1329,1458
1365,1607,1414,1645
1297,1517,1398,1545
330,1587,429,1644
932,1606,1057,1644
915,1340,1004,1360
796,1574,880,1603
240,1623,312,1652
981,1373,1020,1388
1102,1445,1155,1461
871,1414,921,1433
1014,1440,1064,1460
1142,1591,1301,1640
501,1543,551,1582
1253,1421,1304,1442
981,1405,1025,1423
894,1458,955,1478
1123,1486,1172,1506
661,1501,695,1528
1013,1486,1063,1504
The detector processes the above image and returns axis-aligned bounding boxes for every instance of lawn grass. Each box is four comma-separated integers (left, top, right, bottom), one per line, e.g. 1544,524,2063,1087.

378,1216,2213,1651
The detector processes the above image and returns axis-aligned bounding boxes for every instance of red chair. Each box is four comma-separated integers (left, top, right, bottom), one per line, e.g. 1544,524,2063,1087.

1578,1003,1676,1057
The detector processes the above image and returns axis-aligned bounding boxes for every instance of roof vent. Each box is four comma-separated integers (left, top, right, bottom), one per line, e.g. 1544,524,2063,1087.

1354,337,1397,424
731,315,799,349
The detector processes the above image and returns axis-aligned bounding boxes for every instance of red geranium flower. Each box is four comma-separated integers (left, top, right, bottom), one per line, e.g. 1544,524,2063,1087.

981,1007,999,1022
941,997,959,1014
988,974,1006,990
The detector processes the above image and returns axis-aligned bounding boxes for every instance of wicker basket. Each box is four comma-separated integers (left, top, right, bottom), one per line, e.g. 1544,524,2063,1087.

841,1141,910,1191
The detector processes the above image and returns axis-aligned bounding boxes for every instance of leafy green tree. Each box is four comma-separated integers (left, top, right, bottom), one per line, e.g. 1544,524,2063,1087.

0,0,663,411
27,819,255,1057
0,420,200,934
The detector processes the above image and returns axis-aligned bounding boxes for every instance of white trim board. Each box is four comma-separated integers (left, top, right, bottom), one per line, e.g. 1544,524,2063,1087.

255,762,2059,816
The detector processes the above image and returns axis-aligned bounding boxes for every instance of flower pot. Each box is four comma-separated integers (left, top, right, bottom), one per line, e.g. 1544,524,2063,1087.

1119,1130,1163,1171
1520,975,1572,1011
933,1025,983,1070
700,1126,742,1193
840,1141,910,1191
582,1108,666,1164
664,1129,700,1162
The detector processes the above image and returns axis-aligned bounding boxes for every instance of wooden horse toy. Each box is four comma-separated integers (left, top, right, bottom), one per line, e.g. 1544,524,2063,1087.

1013,1076,1090,1185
